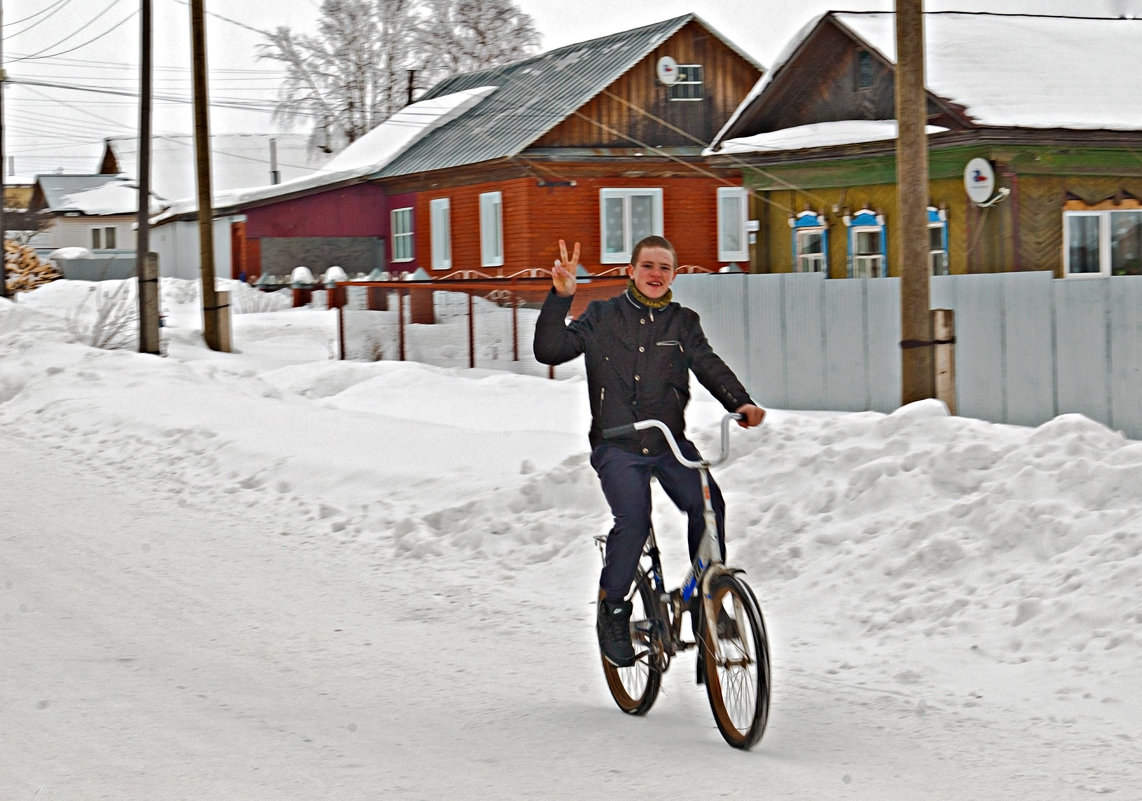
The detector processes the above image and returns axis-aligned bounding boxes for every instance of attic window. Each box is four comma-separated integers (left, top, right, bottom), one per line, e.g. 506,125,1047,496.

669,64,704,101
857,50,874,90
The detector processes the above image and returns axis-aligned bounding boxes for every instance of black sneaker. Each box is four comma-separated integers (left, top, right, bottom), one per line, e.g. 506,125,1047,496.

597,597,635,667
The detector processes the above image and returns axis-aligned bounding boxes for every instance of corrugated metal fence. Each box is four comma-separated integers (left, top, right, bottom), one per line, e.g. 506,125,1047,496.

672,272,1142,440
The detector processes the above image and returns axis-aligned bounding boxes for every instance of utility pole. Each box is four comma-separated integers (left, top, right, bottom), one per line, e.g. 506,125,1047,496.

137,0,161,354
895,0,934,403
190,0,229,351
0,2,9,301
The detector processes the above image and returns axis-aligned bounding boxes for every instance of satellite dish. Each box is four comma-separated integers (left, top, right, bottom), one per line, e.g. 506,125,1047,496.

657,56,679,85
964,157,996,206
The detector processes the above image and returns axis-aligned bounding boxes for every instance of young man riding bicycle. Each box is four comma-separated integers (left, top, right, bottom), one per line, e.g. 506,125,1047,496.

533,236,765,668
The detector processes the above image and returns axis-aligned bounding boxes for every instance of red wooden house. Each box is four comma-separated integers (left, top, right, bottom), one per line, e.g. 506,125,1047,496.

171,14,763,282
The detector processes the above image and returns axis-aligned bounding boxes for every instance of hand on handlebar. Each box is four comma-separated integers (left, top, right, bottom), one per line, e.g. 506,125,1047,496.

735,404,766,428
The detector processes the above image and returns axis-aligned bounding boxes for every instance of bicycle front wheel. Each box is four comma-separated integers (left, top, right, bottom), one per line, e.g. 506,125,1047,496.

600,571,662,716
700,572,771,749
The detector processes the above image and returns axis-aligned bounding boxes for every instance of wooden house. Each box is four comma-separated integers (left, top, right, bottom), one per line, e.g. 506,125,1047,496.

706,12,1142,279
153,14,763,282
27,174,166,253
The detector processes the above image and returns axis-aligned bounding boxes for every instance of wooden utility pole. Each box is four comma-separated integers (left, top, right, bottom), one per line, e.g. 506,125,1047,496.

137,0,161,354
895,0,934,403
0,2,9,301
190,0,229,351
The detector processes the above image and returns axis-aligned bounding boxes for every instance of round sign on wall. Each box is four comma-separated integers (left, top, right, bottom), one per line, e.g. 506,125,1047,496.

964,157,996,205
657,56,679,85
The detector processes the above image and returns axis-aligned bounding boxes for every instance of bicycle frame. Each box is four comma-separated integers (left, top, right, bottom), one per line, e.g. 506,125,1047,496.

596,413,770,748
598,414,743,661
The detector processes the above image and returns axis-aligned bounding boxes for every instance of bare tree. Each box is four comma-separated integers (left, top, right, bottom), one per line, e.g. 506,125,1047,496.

259,0,539,154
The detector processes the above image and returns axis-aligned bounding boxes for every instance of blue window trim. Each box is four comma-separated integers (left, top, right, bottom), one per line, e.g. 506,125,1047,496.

843,208,887,278
928,206,949,275
790,210,828,273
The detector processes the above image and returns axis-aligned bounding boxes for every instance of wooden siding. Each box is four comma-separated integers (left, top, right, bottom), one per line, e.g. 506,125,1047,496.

245,183,387,239
533,20,761,148
726,20,965,140
415,174,735,276
741,137,1142,278
36,215,137,251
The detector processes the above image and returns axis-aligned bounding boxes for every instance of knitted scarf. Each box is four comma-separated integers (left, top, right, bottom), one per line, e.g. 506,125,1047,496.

627,279,673,309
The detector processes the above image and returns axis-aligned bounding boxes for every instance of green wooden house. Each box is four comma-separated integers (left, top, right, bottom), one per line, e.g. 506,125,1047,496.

706,12,1142,279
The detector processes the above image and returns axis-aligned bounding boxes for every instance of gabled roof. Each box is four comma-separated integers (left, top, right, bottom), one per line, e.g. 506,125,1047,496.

152,14,760,223
32,174,166,216
103,134,332,204
712,12,1142,153
378,13,762,177
153,87,495,222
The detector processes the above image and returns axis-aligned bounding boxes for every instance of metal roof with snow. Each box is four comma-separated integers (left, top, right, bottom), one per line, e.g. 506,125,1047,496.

379,13,761,178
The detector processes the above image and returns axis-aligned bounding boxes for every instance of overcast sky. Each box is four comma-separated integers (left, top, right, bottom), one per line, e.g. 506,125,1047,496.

3,0,1141,179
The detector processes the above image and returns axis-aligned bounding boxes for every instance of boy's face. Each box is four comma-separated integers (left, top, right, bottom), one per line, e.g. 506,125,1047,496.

627,246,676,300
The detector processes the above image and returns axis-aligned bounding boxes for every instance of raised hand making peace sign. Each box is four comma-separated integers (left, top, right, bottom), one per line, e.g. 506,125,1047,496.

551,239,581,298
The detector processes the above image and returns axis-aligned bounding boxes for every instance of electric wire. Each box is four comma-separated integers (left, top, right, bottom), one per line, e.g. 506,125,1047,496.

10,2,137,63
4,0,75,37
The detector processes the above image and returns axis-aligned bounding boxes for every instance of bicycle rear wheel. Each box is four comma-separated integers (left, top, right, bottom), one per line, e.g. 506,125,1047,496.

700,572,770,749
600,571,663,716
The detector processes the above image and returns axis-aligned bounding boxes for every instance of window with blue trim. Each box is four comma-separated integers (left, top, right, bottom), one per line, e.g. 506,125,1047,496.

928,206,949,276
790,210,828,273
844,208,886,278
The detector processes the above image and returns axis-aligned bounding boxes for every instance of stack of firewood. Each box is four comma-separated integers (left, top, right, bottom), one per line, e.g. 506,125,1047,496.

4,240,59,293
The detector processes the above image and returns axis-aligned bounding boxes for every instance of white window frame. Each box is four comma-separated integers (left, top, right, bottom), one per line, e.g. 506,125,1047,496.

851,227,885,278
795,228,826,273
669,64,704,101
390,207,413,263
599,188,663,264
1064,208,1142,277
429,197,451,271
479,191,503,268
717,187,749,262
928,214,949,276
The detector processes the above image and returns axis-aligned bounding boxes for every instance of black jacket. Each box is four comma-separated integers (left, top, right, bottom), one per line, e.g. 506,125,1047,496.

533,288,755,455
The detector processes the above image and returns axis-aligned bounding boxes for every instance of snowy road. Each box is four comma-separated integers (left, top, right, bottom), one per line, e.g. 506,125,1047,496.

4,430,1134,800
3,280,1140,799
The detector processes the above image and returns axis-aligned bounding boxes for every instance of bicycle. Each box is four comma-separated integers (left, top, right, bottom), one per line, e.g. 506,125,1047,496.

595,413,771,750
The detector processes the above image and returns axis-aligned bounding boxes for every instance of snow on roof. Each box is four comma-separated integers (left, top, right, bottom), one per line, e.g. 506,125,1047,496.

37,175,165,216
717,120,949,154
106,134,331,205
839,12,1142,130
712,12,1142,151
152,86,496,223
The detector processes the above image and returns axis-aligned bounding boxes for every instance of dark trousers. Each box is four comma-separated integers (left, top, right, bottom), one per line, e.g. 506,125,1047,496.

591,441,726,603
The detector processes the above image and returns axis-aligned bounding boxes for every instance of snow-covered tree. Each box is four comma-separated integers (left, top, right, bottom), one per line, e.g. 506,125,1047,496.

259,0,418,154
416,0,541,81
259,0,540,155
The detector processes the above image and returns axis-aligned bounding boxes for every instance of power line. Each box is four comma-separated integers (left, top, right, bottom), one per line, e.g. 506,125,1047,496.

4,0,74,35
11,3,138,63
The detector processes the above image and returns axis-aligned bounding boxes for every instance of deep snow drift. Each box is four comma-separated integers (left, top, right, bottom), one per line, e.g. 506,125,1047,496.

2,278,1139,799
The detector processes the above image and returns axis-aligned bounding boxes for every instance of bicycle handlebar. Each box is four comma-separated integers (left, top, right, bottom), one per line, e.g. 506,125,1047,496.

602,413,742,468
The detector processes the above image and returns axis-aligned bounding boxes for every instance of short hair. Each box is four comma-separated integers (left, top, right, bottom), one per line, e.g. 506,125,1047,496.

630,235,677,269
